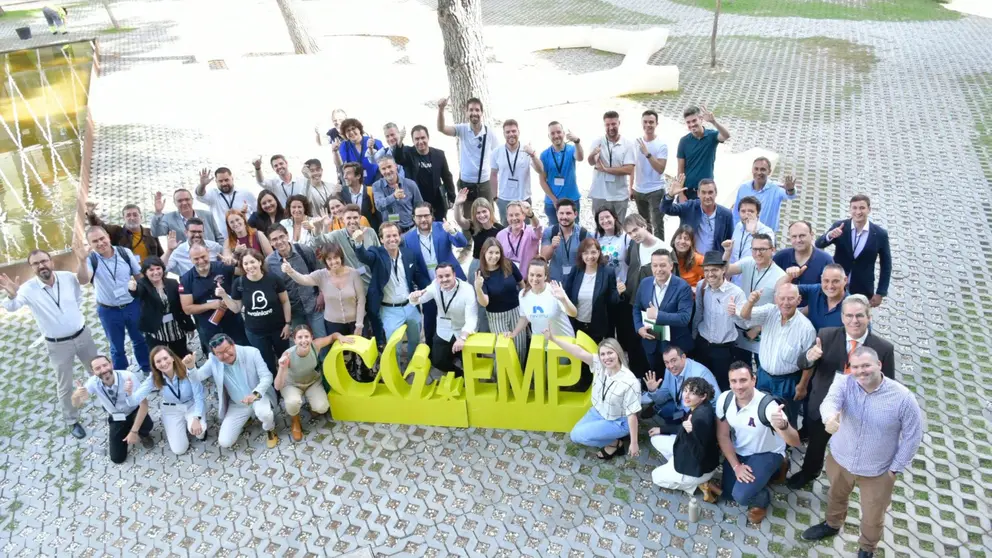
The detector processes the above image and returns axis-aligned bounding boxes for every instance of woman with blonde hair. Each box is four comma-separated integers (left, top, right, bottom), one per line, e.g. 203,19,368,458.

224,209,273,260
129,346,206,455
454,188,504,333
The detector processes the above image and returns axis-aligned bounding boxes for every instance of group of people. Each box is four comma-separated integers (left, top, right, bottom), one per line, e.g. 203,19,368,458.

2,98,916,558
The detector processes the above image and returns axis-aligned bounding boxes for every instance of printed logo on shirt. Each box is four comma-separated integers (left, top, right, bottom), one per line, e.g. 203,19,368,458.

532,305,545,314
747,417,756,428
251,291,269,311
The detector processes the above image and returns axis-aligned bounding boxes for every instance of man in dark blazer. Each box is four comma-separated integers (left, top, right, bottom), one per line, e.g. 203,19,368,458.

403,203,469,343
353,222,430,350
788,294,895,488
393,125,456,222
340,162,381,231
815,194,891,307
661,177,733,253
632,248,694,375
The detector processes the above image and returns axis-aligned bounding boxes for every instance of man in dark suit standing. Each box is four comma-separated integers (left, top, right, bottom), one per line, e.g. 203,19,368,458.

393,125,457,222
661,177,733,253
632,248,694,375
788,294,895,488
340,162,381,231
815,194,891,307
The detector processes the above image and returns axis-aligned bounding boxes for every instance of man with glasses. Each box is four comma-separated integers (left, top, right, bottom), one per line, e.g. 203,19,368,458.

71,355,154,463
151,189,223,243
789,295,894,489
774,221,834,285
1,249,99,439
163,218,225,277
725,234,785,367
189,334,279,449
85,202,163,264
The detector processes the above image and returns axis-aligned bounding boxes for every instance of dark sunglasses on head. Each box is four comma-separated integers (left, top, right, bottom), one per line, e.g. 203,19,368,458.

208,336,229,349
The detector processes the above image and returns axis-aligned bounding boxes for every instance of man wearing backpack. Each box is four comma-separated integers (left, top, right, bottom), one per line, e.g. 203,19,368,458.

265,224,327,358
75,227,151,376
714,362,800,524
540,199,588,282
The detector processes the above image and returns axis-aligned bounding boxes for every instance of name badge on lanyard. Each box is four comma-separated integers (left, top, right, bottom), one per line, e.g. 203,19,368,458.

111,413,127,422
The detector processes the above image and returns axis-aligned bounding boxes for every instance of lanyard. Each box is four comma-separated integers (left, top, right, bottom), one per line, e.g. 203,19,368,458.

218,191,237,210
551,146,566,175
100,373,122,408
750,265,772,294
312,183,329,210
98,252,120,282
737,229,751,261
390,254,402,284
602,376,615,402
165,376,183,401
476,127,488,183
507,230,524,259
561,230,575,262
419,234,433,257
605,140,615,166
440,283,460,315
281,181,295,202
43,276,62,312
853,226,867,253
505,146,520,177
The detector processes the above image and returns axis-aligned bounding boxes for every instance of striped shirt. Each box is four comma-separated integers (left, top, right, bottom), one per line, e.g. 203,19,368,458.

743,304,816,376
821,375,923,477
694,279,746,344
590,357,641,421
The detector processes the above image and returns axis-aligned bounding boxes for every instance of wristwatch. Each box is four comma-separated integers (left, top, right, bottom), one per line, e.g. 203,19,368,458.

645,153,652,159
252,391,262,399
574,138,581,144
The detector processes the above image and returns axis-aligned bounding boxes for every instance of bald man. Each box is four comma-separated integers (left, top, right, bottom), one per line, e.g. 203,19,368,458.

737,282,816,429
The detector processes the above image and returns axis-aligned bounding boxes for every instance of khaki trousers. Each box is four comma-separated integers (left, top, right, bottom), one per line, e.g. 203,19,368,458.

282,381,329,416
825,453,896,552
47,327,99,425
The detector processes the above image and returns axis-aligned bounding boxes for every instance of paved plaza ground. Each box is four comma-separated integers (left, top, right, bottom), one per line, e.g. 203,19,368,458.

1,0,991,556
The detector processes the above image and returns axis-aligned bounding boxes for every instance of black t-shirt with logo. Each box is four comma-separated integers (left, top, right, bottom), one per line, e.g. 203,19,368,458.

231,273,287,333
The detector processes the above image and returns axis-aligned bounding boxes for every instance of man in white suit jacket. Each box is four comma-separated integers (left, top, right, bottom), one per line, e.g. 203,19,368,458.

190,334,280,448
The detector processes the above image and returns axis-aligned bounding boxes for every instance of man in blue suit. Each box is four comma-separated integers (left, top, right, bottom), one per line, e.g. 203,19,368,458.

404,202,469,343
633,248,694,375
661,177,733,253
353,222,431,358
815,194,891,307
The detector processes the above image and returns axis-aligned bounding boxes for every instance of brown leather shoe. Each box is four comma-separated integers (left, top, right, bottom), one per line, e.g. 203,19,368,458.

699,481,722,503
771,457,789,485
747,507,767,524
290,415,303,442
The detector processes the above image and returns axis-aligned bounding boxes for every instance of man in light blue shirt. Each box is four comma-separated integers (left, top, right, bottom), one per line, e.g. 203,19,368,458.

538,122,584,225
732,157,798,232
373,156,423,232
163,218,224,276
77,226,150,374
725,196,774,267
641,345,721,424
71,355,153,463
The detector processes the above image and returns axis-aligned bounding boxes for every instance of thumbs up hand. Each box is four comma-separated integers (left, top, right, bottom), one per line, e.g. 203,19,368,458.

182,354,196,369
124,377,134,396
806,337,823,363
280,258,293,275
646,302,658,321
770,403,789,429
827,226,844,240
551,233,561,249
786,265,807,280
825,411,842,434
681,415,693,433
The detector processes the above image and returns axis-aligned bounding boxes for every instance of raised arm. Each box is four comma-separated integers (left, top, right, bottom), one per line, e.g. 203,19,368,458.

545,329,594,366
437,98,456,136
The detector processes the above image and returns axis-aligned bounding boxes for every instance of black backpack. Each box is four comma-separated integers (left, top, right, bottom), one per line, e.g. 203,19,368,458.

88,247,132,284
720,390,787,429
549,224,588,245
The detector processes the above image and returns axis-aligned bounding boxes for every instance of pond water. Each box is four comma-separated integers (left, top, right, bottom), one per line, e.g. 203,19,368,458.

0,40,94,265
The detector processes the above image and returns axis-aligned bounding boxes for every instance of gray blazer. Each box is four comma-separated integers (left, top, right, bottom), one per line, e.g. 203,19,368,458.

189,345,276,421
151,210,223,243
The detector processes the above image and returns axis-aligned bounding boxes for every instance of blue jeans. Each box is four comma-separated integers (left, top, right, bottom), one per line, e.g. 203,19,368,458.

245,328,290,376
97,300,150,372
721,451,783,509
544,199,581,227
380,304,421,361
756,367,801,429
570,407,630,448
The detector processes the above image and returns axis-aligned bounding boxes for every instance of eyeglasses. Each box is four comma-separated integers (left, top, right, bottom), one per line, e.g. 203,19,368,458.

751,247,771,253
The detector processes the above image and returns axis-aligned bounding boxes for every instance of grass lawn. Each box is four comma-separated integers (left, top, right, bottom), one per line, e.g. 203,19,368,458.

671,0,960,21
485,0,672,25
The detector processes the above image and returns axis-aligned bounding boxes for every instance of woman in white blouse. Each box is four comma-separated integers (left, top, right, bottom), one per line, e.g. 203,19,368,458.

280,194,318,244
549,331,641,460
506,258,576,339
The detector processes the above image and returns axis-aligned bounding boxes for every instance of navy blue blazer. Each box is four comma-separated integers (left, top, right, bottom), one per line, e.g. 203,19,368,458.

563,265,619,340
402,223,469,280
815,220,891,297
354,244,430,317
661,197,733,253
632,275,694,356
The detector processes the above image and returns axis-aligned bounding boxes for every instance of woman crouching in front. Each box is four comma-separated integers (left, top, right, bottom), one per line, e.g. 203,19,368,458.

547,329,641,460
131,346,207,455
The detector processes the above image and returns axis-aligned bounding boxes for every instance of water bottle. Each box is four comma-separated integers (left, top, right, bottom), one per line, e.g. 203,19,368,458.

688,497,700,522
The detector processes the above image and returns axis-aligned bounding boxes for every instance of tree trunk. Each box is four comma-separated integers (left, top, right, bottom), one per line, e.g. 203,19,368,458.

102,0,120,29
436,0,492,120
710,0,721,68
276,0,320,55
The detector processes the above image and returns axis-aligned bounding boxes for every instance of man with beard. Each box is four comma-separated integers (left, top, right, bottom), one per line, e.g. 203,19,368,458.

302,159,340,216
538,121,583,226
265,224,327,353
307,204,381,288
151,188,223,243
773,220,834,285
163,218,226,276
587,110,636,220
438,96,498,218
180,244,248,346
372,156,423,233
540,199,588,282
86,203,163,263
339,162,380,231
393,125,456,222
1,249,100,439
255,154,309,207
490,119,543,223
196,166,257,241
410,263,478,376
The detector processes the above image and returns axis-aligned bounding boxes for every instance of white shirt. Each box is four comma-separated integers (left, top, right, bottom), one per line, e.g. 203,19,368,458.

575,272,597,323
259,175,309,207
743,305,817,376
717,389,786,456
589,357,641,421
633,137,668,194
490,144,533,201
590,136,636,201
652,277,671,308
519,287,574,337
306,181,340,215
735,257,786,354
637,237,663,269
85,370,141,416
455,123,498,183
382,252,410,304
2,271,85,338
197,188,257,241
416,280,478,341
695,279,745,345
416,231,439,279
166,240,223,276
279,218,316,245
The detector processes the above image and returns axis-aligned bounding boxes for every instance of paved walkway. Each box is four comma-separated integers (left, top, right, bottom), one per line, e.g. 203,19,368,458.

0,1,990,557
